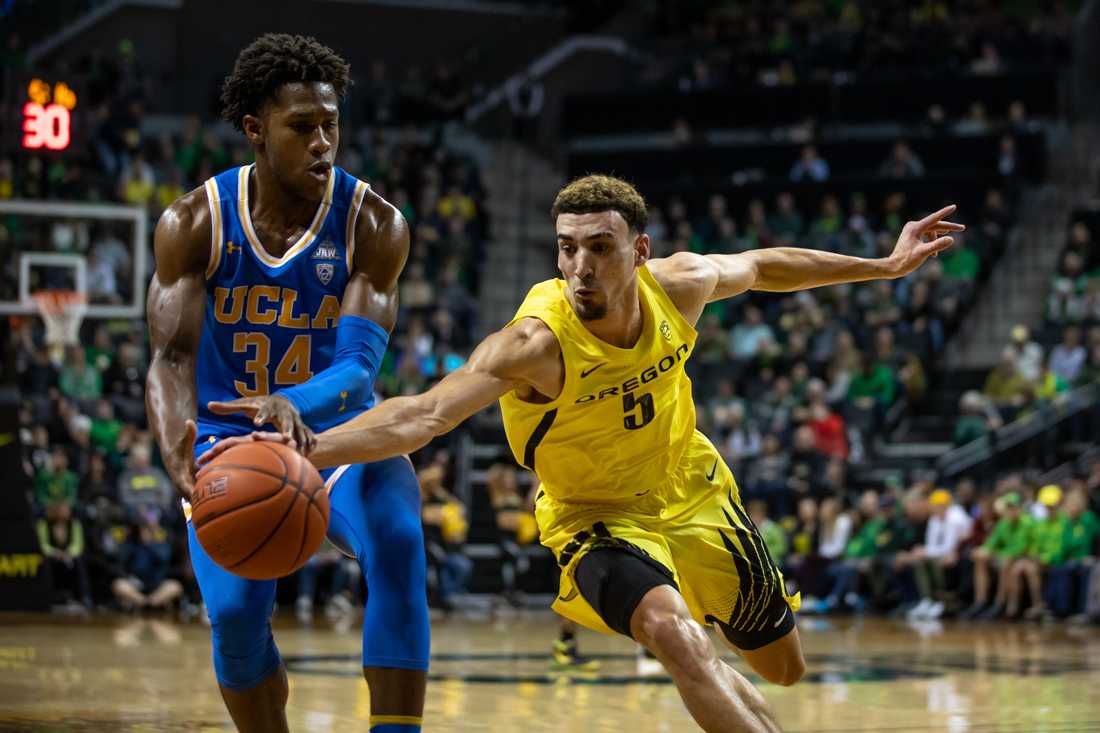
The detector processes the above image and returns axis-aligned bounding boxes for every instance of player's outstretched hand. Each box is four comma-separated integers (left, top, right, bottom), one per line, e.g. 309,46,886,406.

206,395,317,455
887,204,965,278
197,431,296,467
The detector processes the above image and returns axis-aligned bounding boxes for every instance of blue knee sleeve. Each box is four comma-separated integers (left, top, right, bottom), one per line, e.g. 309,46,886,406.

188,521,282,689
326,457,430,670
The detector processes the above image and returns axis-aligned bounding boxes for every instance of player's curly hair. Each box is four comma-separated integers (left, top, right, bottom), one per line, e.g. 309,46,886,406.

551,174,648,232
220,33,352,131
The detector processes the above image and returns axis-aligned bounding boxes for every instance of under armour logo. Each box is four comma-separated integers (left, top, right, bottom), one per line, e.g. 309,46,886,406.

226,241,239,254
338,390,349,412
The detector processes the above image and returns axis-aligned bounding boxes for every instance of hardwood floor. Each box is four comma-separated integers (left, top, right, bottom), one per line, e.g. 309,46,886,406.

0,613,1097,731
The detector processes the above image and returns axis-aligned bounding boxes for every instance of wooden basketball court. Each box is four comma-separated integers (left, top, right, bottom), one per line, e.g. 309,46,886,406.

0,613,1097,732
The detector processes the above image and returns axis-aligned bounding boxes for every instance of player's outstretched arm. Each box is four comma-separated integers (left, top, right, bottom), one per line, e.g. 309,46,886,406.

146,191,211,499
654,205,963,318
200,318,561,469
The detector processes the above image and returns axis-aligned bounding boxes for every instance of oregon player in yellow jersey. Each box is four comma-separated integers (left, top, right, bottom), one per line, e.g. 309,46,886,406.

205,175,964,733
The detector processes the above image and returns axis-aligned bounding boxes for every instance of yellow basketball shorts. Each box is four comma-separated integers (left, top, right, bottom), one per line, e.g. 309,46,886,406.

536,447,800,650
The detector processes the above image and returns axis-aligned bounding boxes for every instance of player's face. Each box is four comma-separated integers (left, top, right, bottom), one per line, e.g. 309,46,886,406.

251,82,340,200
556,211,649,321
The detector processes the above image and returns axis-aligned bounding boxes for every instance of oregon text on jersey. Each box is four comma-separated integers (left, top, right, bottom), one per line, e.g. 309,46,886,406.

574,342,690,404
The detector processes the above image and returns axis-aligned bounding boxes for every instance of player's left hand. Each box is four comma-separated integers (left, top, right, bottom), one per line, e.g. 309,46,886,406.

196,430,295,466
206,395,316,455
887,204,966,278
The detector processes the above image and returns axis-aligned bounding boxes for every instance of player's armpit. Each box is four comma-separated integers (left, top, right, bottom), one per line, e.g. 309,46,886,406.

307,319,560,469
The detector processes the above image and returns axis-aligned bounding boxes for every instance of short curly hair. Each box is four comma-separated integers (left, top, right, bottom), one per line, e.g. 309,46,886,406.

551,174,648,233
220,33,352,131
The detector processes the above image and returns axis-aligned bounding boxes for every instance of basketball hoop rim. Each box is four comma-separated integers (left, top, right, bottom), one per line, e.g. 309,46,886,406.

31,289,87,316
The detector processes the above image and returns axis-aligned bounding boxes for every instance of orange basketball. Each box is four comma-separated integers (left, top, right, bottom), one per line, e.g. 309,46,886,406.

191,441,329,580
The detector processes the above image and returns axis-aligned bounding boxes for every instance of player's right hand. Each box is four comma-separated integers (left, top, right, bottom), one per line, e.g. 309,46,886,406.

169,419,198,500
196,431,297,466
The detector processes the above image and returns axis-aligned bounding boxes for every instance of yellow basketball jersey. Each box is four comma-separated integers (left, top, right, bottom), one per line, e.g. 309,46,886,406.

499,264,698,505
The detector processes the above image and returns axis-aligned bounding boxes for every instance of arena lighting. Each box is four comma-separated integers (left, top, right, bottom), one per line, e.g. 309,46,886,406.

21,79,76,151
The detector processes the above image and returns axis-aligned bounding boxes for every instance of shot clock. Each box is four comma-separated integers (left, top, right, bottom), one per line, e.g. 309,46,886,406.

22,78,76,152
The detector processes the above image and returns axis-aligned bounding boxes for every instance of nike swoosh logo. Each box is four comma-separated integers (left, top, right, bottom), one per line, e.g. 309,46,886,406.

706,459,718,482
773,609,788,628
634,489,651,497
580,363,607,378
557,588,579,602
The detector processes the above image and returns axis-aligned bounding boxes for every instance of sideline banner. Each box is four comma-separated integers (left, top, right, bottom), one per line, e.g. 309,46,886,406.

0,400,52,610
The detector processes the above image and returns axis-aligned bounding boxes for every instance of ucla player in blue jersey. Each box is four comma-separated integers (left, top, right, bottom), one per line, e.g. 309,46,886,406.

146,35,428,733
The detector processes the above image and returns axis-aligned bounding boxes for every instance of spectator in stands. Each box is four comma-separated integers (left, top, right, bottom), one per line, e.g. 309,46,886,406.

815,496,854,601
35,446,78,510
295,539,358,623
939,233,980,284
817,489,885,614
1011,325,1044,382
1048,326,1087,384
954,391,1002,446
1032,361,1070,405
971,42,1003,75
728,305,775,360
998,134,1019,181
110,516,183,611
117,442,174,522
847,352,896,418
807,195,844,251
745,433,790,516
879,141,925,179
720,401,762,475
1047,251,1088,323
59,346,102,405
486,462,538,605
1012,484,1065,620
37,500,92,610
87,250,120,304
768,192,804,243
803,379,847,459
419,463,471,611
963,492,1033,619
983,346,1029,417
788,425,827,503
1048,487,1099,618
117,151,155,210
103,343,145,422
789,145,830,182
1064,221,1094,270
908,489,972,619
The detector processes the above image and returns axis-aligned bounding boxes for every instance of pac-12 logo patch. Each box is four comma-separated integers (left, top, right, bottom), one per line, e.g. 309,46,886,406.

316,262,335,285
660,320,672,341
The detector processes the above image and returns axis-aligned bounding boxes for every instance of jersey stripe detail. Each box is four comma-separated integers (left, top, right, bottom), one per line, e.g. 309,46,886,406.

237,164,336,268
523,408,558,471
344,180,369,272
203,178,223,280
324,464,351,494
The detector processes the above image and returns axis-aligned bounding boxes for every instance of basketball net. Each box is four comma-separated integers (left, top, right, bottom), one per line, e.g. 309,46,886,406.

32,289,87,364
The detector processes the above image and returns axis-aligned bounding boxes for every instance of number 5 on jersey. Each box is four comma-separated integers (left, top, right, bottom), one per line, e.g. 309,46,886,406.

623,391,655,430
232,333,314,396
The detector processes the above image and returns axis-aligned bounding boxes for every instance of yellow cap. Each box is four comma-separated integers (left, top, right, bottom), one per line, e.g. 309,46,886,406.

929,489,952,506
1038,484,1063,507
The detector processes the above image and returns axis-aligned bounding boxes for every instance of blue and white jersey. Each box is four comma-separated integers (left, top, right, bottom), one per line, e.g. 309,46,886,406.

194,164,371,440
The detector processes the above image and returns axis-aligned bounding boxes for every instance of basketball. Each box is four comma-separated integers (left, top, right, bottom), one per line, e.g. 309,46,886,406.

191,441,329,580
